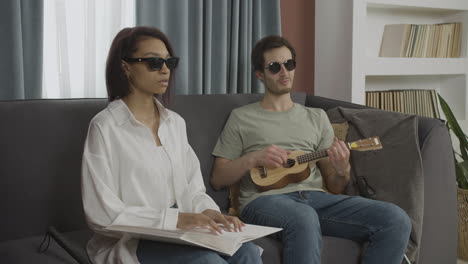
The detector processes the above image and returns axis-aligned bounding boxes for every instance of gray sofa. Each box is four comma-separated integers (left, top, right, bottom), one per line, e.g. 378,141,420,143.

0,93,457,263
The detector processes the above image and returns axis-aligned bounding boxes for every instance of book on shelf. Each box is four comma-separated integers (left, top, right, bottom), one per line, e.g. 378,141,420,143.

365,89,440,119
408,25,417,57
379,24,411,57
430,90,440,118
105,223,282,256
453,23,462,57
380,23,462,58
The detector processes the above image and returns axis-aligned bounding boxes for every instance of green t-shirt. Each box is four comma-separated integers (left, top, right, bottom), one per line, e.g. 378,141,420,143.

212,102,334,212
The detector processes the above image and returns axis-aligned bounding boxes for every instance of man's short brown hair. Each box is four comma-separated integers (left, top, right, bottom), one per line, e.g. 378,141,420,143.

251,35,296,72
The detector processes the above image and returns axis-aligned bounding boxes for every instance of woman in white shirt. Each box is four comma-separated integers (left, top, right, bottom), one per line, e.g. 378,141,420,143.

81,26,262,264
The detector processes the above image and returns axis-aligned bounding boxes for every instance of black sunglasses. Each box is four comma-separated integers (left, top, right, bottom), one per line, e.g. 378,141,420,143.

264,59,296,74
123,57,179,71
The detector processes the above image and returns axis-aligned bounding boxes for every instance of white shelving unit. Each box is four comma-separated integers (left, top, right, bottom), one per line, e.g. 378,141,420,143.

315,0,468,127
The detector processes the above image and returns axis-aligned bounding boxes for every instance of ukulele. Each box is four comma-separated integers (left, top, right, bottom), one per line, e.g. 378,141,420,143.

250,137,382,192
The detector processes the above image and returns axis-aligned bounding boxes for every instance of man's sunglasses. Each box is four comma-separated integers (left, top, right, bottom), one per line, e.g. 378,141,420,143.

264,59,296,74
123,57,180,71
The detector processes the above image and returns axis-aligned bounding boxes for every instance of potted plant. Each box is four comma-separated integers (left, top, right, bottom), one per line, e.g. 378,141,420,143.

438,94,468,260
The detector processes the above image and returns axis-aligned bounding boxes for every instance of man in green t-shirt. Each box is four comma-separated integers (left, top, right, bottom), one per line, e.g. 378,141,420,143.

211,35,411,264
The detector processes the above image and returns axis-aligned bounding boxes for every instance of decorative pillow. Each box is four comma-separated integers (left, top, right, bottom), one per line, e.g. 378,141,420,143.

326,106,423,261
228,182,241,216
227,122,349,217
331,122,349,141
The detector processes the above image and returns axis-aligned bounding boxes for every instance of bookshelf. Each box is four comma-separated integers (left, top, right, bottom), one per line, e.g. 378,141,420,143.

315,0,468,128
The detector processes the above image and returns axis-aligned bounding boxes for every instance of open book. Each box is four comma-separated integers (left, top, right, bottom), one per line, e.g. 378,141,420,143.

105,223,282,256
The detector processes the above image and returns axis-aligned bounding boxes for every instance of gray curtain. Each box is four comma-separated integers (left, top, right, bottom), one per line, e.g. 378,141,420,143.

0,0,43,100
136,0,281,94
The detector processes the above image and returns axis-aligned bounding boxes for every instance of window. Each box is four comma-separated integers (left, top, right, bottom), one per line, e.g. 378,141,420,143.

42,0,135,98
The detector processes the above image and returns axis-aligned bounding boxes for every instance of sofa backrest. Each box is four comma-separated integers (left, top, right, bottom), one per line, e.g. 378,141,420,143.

0,93,306,242
0,99,107,242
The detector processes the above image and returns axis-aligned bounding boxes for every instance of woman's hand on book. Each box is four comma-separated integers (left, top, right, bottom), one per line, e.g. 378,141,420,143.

177,212,224,235
202,209,245,232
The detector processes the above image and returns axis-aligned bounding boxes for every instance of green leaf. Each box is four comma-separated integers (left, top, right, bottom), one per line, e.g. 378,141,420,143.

438,94,468,160
457,161,468,189
438,94,468,189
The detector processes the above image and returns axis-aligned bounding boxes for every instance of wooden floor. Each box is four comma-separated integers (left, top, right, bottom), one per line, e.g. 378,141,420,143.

458,258,468,264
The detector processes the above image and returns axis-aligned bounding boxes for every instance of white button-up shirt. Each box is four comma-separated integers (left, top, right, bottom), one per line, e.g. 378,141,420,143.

81,98,220,264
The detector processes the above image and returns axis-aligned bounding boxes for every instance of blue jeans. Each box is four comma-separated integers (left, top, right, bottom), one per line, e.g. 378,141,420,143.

240,191,411,264
136,239,262,264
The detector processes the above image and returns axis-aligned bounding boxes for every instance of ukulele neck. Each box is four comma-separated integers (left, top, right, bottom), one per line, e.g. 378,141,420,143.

297,144,352,164
296,150,328,164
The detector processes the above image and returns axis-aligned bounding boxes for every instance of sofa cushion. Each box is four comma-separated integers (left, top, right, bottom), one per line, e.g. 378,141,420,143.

0,229,92,264
322,236,361,263
327,107,423,261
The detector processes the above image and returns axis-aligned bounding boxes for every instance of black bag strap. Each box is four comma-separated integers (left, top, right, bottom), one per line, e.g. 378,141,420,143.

346,121,377,199
356,174,376,199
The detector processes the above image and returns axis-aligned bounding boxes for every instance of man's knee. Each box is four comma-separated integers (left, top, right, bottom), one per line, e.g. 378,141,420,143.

283,206,321,236
381,202,412,236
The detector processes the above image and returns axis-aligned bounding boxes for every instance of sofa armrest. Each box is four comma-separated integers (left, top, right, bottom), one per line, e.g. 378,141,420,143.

417,119,457,264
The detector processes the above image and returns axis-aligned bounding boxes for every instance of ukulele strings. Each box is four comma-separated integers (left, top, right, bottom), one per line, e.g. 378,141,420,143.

283,140,377,166
297,150,328,164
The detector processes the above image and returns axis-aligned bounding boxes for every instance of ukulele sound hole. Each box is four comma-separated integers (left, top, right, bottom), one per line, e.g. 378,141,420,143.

283,159,296,168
